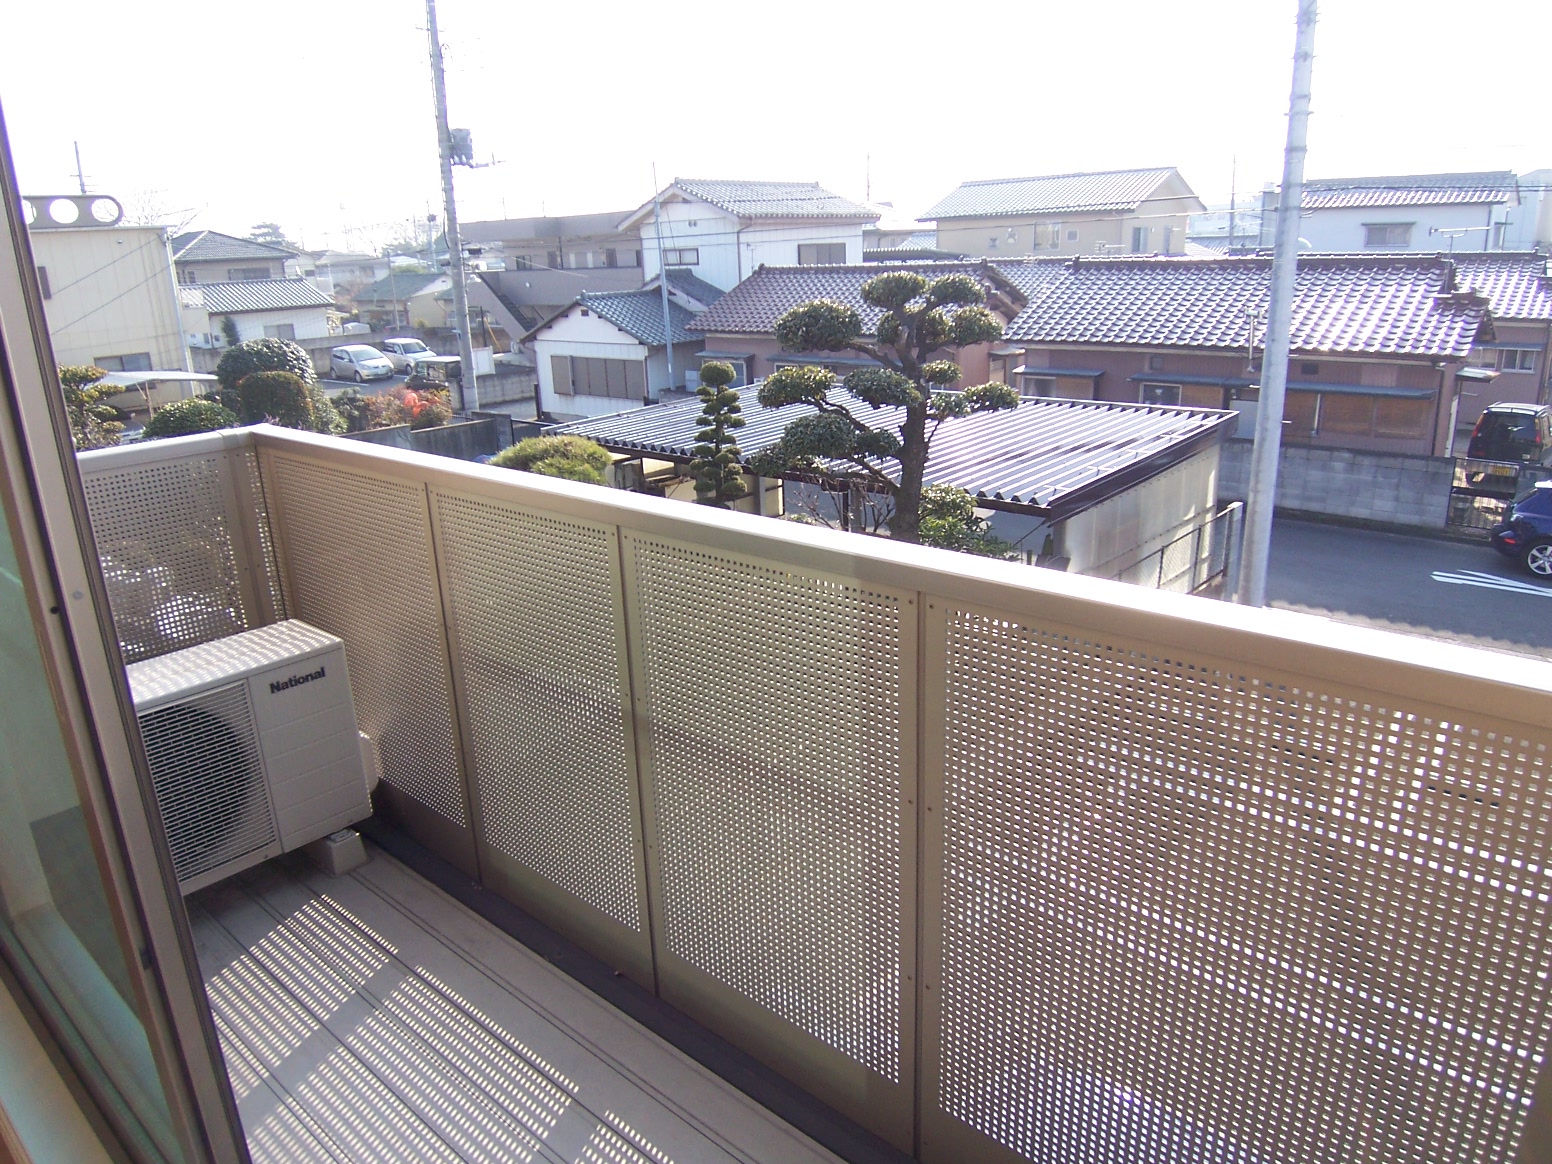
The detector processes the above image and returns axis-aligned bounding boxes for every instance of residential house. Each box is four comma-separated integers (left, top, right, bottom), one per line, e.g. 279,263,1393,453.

1453,252,1552,427
1503,169,1552,251
9,174,1552,1164
1186,199,1264,253
1267,171,1521,252
686,259,1031,389
921,167,1205,259
296,250,391,300
463,211,645,336
352,269,452,330
1001,253,1492,458
618,178,880,291
24,193,187,370
526,269,722,419
179,278,336,358
171,230,300,284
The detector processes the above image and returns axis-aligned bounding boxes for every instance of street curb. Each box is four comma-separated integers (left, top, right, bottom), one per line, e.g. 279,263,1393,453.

1273,506,1490,546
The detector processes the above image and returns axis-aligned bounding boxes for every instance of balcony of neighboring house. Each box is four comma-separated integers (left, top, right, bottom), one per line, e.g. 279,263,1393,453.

39,421,1552,1164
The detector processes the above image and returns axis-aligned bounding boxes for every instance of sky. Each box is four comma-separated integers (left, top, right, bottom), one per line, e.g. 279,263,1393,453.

3,0,1548,253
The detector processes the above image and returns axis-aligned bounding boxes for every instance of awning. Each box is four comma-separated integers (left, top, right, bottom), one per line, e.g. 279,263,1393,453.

772,355,881,369
99,371,218,387
1126,373,1256,389
1283,380,1435,399
1457,366,1502,382
696,350,756,360
1016,366,1105,378
1476,341,1545,351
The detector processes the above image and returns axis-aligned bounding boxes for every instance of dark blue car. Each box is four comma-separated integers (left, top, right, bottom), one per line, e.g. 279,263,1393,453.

1490,480,1552,577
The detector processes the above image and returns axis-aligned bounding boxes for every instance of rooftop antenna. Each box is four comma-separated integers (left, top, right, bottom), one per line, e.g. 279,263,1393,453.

866,152,871,203
73,141,87,194
651,163,674,404
1227,155,1237,250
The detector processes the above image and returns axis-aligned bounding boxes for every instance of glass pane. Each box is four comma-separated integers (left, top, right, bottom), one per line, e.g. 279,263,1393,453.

0,506,183,1162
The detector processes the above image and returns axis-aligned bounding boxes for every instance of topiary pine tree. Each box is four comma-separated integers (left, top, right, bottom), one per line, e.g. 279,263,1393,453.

234,371,314,429
57,365,123,450
215,337,316,396
140,398,238,440
688,361,748,507
753,271,1019,543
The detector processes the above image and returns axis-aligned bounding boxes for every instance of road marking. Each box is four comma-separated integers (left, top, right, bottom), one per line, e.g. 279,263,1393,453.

1431,569,1552,598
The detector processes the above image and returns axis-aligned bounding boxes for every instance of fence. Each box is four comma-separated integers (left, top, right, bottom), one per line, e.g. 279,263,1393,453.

1447,458,1548,536
1098,503,1241,595
76,428,1552,1164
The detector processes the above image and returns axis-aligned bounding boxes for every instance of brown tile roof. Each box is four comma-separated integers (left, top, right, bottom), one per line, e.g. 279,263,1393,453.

922,168,1188,220
688,260,1026,336
1002,254,1490,358
1301,172,1518,210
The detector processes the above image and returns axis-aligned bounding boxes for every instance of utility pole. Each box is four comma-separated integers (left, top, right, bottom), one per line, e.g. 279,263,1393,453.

425,0,478,412
1227,155,1237,252
651,165,674,404
1237,0,1318,606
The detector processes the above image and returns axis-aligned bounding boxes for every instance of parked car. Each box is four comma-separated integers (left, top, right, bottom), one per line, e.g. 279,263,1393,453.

1489,480,1552,577
380,337,434,373
405,355,461,392
329,344,395,382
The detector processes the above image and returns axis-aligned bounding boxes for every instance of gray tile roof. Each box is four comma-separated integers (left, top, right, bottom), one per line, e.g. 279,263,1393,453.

1002,254,1491,359
171,230,296,264
663,267,724,307
1301,172,1518,210
922,168,1181,221
575,290,697,346
688,260,1025,337
179,279,334,314
672,179,878,221
1452,253,1552,321
355,270,444,304
551,389,1236,520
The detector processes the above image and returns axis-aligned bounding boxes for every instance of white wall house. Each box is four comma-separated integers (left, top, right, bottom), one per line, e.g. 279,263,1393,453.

529,283,704,421
620,179,878,292
180,280,336,354
26,197,187,371
1274,172,1521,252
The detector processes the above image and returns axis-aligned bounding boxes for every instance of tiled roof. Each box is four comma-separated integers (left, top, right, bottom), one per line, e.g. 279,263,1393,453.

1452,253,1552,321
179,279,334,314
171,230,295,264
575,290,697,346
1301,172,1518,210
672,179,878,221
689,260,1024,336
986,257,1070,301
551,390,1236,520
1002,254,1490,358
355,270,444,304
922,168,1184,220
663,267,724,307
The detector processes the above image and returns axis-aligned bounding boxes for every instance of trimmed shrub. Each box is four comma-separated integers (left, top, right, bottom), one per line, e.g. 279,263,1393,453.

58,364,122,450
490,436,612,485
141,398,238,440
215,338,316,395
235,371,313,428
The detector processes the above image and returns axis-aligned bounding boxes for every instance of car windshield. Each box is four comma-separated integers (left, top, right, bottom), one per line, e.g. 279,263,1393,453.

398,341,429,354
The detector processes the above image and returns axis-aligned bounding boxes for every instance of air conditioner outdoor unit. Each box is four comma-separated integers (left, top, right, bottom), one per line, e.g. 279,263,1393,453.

127,620,374,895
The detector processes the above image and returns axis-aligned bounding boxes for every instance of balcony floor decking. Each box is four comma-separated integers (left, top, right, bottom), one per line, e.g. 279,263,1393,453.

189,844,843,1164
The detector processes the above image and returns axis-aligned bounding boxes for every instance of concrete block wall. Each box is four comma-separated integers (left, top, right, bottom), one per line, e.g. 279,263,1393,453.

1218,439,1454,528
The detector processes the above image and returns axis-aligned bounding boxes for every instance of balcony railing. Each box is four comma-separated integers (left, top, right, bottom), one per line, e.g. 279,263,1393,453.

77,426,1552,1164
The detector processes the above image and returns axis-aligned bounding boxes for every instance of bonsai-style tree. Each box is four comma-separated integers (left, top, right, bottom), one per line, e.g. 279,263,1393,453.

689,361,747,507
58,365,123,450
220,315,240,347
753,271,1019,543
917,483,1014,558
490,436,612,485
140,398,238,440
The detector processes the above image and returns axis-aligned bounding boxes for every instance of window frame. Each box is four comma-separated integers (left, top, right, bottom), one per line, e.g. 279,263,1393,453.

1362,222,1414,249
662,247,699,266
797,243,847,266
1140,381,1181,406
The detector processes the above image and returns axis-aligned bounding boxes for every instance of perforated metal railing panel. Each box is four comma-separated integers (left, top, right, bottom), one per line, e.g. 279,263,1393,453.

263,456,467,827
923,603,1552,1164
626,533,910,1085
81,450,278,662
433,491,643,932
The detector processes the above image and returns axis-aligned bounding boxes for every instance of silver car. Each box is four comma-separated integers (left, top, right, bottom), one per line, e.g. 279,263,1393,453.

329,344,395,382
379,337,434,373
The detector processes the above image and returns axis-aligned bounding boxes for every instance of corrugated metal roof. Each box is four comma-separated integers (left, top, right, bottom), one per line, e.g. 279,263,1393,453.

1003,254,1489,358
1301,172,1518,210
179,279,334,314
550,387,1236,519
922,168,1183,220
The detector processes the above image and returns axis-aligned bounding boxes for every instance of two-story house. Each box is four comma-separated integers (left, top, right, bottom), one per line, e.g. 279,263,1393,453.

921,167,1205,259
1266,171,1521,252
1454,253,1552,426
618,178,880,291
170,230,300,284
1002,253,1492,459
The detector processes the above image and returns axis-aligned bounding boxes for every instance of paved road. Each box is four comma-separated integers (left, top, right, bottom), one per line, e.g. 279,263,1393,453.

1267,517,1552,660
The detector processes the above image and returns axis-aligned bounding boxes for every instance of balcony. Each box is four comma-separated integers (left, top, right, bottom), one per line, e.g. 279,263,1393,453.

75,426,1552,1164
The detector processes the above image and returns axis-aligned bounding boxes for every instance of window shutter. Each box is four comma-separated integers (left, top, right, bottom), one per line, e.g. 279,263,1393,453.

551,354,573,395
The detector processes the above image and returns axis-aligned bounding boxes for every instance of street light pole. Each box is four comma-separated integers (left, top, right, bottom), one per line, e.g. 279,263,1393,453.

1237,0,1318,606
425,0,477,413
